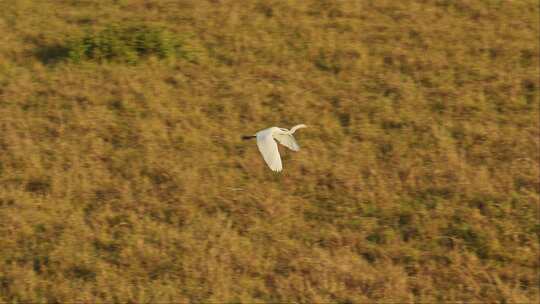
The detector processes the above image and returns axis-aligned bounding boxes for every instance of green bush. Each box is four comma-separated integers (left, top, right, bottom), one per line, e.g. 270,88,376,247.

67,24,191,64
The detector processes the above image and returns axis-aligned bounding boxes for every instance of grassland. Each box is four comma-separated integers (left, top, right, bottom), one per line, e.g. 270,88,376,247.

0,0,539,302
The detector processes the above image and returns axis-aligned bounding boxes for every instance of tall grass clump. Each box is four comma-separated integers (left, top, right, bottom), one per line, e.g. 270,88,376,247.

67,24,192,64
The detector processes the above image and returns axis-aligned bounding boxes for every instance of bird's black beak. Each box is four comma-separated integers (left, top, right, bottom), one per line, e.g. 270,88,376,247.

242,135,255,140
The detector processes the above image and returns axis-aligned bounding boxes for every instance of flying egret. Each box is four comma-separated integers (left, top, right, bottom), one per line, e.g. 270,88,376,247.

242,124,307,172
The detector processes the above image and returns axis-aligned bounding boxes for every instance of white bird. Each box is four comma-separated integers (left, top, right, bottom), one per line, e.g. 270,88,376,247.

242,124,307,172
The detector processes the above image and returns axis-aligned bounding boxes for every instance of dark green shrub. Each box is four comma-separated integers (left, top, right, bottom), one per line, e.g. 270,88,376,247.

67,24,192,64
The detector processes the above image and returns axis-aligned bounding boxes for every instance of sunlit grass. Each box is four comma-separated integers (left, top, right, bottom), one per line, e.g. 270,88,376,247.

0,0,538,302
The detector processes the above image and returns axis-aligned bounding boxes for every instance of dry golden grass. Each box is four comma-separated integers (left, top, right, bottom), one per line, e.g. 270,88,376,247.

0,0,539,302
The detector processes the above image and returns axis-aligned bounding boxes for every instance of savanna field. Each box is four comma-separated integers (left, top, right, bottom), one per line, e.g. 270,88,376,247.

0,0,539,302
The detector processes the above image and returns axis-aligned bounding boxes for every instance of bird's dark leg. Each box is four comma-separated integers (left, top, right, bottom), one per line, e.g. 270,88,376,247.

241,135,256,140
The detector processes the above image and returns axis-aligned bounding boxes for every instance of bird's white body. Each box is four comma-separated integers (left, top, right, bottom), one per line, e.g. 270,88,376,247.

249,124,307,172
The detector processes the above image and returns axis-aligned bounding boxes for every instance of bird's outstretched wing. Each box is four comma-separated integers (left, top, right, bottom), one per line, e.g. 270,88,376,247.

289,124,307,134
256,133,282,172
273,134,300,151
